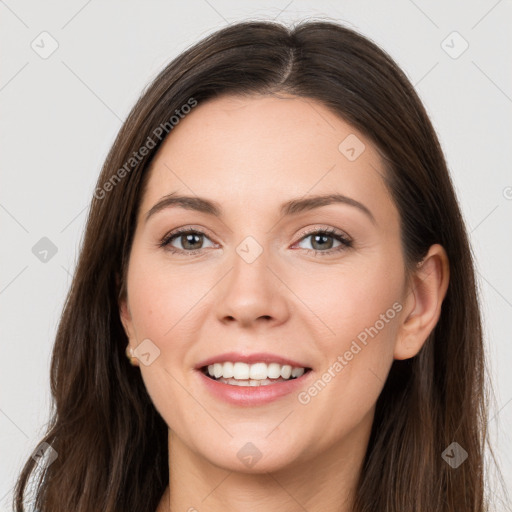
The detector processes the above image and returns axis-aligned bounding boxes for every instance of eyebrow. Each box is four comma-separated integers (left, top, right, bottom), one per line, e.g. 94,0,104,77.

145,192,376,225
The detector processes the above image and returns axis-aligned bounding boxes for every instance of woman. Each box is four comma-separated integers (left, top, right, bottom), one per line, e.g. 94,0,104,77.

13,19,503,512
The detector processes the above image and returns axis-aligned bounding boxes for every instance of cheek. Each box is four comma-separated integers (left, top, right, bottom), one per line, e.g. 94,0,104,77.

294,304,400,453
290,250,403,405
125,252,213,346
125,254,210,431
291,249,404,345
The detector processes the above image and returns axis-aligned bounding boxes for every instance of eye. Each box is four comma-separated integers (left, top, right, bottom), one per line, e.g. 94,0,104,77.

158,226,352,257
159,228,215,255
294,227,352,256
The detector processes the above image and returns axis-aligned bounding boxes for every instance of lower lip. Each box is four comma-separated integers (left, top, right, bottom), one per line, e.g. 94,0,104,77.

196,369,313,406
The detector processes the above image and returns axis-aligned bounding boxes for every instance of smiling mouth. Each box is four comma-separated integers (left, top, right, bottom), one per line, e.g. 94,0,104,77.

200,362,312,387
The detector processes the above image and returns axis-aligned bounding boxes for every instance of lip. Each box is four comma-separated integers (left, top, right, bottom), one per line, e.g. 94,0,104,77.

196,369,314,406
194,351,311,369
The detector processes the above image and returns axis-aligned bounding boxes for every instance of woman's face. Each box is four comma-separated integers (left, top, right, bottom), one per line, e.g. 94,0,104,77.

120,93,413,472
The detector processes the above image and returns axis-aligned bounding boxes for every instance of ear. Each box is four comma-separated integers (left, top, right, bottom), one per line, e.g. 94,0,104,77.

119,298,134,339
394,244,450,360
119,296,140,367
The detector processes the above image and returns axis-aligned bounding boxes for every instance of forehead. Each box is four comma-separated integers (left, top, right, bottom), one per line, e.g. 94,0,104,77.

139,94,398,228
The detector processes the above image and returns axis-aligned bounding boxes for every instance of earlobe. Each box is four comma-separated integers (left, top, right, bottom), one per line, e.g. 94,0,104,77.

394,244,450,360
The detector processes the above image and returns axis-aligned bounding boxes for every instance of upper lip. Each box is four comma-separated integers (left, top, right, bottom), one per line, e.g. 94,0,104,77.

195,352,311,370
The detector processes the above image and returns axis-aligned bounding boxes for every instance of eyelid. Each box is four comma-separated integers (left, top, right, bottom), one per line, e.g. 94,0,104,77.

159,224,353,255
158,225,218,248
294,225,352,244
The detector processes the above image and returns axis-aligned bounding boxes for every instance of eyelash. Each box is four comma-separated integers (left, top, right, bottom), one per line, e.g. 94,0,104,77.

158,226,353,257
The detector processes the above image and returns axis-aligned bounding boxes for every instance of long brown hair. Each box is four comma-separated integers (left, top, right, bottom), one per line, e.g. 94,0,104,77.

13,19,505,512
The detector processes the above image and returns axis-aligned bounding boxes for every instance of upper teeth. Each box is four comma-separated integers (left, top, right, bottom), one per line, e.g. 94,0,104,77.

206,362,305,380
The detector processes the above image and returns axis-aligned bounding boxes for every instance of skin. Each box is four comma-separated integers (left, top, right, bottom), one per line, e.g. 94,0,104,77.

119,93,449,512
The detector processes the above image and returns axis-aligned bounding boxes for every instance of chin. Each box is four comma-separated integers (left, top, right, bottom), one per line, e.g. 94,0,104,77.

193,436,307,474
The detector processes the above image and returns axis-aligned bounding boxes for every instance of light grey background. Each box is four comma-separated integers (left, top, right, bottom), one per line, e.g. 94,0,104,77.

1,1,511,509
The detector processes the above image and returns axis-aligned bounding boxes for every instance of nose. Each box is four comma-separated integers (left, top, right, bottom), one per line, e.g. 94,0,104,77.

215,246,290,329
